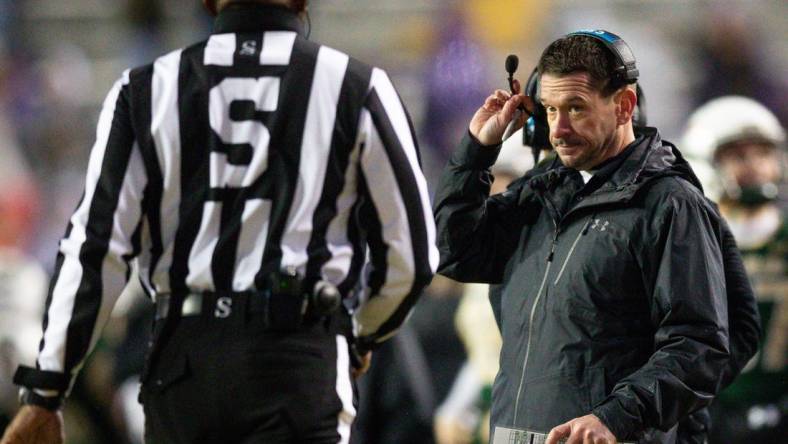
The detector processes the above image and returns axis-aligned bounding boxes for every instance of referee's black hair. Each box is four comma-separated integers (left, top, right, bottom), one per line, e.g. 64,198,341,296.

207,0,308,15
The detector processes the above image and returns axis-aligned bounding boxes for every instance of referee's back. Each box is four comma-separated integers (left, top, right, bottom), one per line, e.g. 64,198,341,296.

11,3,437,443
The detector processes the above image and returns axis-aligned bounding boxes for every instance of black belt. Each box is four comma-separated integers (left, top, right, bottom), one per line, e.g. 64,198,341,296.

153,290,344,334
154,291,270,320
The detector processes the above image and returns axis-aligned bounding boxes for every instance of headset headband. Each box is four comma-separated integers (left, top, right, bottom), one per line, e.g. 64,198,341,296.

565,29,639,83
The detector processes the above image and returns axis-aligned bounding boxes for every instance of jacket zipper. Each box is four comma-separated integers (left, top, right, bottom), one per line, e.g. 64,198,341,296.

553,217,593,285
512,226,557,423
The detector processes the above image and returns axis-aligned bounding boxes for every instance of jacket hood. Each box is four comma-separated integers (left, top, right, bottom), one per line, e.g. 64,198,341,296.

622,126,704,194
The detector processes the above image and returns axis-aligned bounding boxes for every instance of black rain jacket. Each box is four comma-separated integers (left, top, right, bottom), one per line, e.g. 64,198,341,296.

434,128,730,442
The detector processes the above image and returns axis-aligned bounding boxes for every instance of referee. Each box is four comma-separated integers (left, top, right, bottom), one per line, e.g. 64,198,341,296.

1,1,437,443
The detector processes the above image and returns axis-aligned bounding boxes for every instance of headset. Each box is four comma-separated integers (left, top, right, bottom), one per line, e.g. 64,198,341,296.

516,30,642,162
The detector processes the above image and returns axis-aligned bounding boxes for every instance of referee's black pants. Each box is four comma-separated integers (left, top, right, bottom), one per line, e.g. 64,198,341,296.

139,294,356,444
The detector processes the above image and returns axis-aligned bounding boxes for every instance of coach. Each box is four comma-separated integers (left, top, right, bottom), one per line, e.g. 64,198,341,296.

434,31,729,443
2,1,437,443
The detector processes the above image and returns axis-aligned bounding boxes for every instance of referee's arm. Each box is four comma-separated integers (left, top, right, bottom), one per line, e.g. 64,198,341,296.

353,68,438,350
13,71,146,406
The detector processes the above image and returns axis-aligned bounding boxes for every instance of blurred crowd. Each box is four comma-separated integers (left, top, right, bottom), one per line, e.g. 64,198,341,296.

0,1,786,443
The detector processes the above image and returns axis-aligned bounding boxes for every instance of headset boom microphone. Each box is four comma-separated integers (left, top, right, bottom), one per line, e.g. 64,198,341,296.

505,54,519,89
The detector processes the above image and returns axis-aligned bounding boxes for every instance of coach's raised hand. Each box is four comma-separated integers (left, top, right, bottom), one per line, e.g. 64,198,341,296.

469,79,532,146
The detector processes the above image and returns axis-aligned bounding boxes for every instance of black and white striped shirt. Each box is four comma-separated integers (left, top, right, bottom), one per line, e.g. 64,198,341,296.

19,6,437,397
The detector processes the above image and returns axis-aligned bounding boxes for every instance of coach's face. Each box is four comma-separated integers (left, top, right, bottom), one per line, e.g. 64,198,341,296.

541,71,627,171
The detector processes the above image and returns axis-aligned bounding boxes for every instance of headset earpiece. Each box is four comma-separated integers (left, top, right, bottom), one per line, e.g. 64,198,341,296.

523,68,550,158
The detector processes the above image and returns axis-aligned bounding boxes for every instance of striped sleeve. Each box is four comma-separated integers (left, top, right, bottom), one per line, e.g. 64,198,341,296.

353,68,438,347
14,72,147,398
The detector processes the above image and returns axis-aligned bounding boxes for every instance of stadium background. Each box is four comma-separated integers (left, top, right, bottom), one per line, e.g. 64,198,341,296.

0,0,786,443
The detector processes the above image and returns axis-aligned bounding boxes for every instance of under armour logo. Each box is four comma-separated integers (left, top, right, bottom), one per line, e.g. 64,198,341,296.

590,218,610,232
239,40,257,56
214,297,233,318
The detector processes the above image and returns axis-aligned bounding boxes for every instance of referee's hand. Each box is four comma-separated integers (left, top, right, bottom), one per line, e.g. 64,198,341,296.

351,352,372,379
0,405,65,444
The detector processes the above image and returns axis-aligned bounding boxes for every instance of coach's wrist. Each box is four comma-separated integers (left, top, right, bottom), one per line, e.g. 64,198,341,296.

450,131,502,171
591,398,639,441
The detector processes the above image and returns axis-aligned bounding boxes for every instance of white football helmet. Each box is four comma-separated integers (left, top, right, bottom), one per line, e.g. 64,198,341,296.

681,96,785,161
680,96,785,201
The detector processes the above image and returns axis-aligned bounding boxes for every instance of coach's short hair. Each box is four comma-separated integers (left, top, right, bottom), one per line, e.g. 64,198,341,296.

537,35,625,97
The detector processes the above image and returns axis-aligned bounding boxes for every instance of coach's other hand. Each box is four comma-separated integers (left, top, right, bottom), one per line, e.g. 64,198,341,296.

0,405,65,444
545,414,617,444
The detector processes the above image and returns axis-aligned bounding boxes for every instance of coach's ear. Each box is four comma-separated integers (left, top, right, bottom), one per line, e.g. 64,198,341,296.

614,85,637,126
